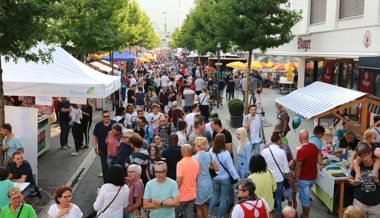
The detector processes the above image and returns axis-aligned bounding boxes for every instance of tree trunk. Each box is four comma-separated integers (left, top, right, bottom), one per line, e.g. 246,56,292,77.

244,50,252,114
0,57,5,166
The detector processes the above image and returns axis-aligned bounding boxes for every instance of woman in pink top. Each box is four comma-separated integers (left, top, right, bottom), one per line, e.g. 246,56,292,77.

106,124,122,167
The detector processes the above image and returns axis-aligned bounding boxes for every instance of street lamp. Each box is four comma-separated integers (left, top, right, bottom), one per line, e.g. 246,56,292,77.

216,42,221,108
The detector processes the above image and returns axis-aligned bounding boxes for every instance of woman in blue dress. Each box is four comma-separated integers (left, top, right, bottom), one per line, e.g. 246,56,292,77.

235,127,253,179
193,137,218,218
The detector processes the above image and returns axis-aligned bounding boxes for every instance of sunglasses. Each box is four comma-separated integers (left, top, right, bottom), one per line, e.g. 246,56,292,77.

103,116,110,118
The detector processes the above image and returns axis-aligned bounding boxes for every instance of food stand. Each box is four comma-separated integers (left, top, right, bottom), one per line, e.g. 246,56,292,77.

275,81,380,218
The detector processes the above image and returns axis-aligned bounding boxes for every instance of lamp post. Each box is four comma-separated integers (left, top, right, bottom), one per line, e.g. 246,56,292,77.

216,42,221,109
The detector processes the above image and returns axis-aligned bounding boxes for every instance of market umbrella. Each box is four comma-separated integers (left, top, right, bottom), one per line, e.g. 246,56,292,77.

287,62,299,69
266,62,279,68
226,61,247,70
139,57,150,62
145,55,154,60
272,63,294,71
251,61,268,69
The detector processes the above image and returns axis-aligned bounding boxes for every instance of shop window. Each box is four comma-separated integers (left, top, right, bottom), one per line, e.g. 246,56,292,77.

310,0,327,24
339,0,364,19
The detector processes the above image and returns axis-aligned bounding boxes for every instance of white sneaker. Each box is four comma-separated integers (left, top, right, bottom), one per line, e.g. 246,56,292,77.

98,173,103,177
70,152,79,156
66,144,72,148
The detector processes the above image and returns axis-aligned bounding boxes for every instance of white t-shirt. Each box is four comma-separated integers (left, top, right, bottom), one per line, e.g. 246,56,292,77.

124,112,137,126
147,112,162,126
195,78,204,91
198,93,209,105
240,78,247,91
161,75,169,87
130,78,137,86
231,198,270,217
185,112,198,135
48,204,83,218
93,184,129,218
154,77,161,87
205,123,213,136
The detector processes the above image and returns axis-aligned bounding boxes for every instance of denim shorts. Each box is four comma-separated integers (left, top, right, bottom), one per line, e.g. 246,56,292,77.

298,179,315,206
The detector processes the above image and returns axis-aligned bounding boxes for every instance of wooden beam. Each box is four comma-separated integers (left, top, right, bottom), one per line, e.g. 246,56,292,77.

331,110,361,133
333,98,368,112
360,101,369,141
368,120,380,130
367,98,380,107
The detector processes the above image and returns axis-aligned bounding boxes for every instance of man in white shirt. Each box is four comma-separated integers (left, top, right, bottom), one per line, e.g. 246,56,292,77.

161,74,170,89
147,104,162,128
243,104,265,155
239,77,247,102
261,133,293,218
184,104,199,136
176,120,187,147
130,75,137,86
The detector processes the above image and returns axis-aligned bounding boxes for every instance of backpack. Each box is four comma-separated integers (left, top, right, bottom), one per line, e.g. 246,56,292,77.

212,84,217,91
159,124,172,136
143,126,152,144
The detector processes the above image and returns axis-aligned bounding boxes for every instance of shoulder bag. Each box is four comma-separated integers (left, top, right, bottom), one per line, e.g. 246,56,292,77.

215,153,238,184
87,186,122,218
208,153,217,178
130,181,148,218
269,148,290,190
15,203,24,218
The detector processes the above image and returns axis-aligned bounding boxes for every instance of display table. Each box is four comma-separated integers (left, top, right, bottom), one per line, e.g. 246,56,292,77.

279,77,294,93
312,168,348,218
13,182,30,191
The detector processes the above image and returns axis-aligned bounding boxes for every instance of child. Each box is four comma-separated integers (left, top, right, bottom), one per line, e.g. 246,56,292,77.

254,89,265,116
284,160,297,210
351,129,380,183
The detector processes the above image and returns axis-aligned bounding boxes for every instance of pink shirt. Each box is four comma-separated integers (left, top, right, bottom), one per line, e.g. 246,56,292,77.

105,131,120,157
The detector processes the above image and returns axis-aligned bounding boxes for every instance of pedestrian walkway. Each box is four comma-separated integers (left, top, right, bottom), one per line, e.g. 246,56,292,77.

33,88,338,217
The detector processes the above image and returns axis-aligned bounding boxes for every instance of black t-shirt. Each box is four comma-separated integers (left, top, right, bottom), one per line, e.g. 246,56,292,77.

208,80,214,90
127,89,135,103
161,145,182,180
354,142,380,154
218,81,225,91
159,91,169,105
180,86,186,99
9,160,36,185
57,101,70,121
227,80,235,92
213,128,233,144
81,105,93,123
339,138,360,151
350,163,380,206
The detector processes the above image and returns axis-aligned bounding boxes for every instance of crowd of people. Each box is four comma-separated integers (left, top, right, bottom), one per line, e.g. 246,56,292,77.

0,61,377,218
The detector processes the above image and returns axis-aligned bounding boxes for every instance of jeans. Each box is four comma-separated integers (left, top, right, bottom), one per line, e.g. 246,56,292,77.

209,178,231,218
175,200,195,218
228,92,234,100
298,179,315,206
106,156,116,168
242,91,245,102
81,120,90,145
22,184,37,198
251,142,261,156
59,120,70,147
274,181,284,214
72,123,83,152
199,105,209,122
99,152,109,183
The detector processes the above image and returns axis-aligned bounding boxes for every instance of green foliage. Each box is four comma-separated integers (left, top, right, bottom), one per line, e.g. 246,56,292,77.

0,0,62,63
228,99,244,116
169,27,181,48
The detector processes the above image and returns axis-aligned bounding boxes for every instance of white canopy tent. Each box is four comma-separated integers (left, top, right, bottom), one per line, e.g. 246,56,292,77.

2,46,121,98
89,62,121,76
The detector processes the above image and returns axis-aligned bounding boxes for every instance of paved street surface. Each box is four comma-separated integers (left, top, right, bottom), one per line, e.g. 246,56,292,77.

33,87,337,218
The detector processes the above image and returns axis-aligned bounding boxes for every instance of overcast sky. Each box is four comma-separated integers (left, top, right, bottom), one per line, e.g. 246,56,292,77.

135,0,195,33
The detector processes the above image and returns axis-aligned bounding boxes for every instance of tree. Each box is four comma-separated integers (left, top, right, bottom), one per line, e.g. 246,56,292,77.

0,0,62,125
169,27,181,48
50,0,128,57
215,0,302,113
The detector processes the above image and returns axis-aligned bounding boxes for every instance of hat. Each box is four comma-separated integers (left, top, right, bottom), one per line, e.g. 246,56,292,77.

151,103,160,109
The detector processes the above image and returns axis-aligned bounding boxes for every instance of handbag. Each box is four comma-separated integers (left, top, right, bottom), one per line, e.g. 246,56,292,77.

215,153,238,184
130,181,148,218
87,186,122,218
208,153,217,178
269,148,291,190
69,120,75,127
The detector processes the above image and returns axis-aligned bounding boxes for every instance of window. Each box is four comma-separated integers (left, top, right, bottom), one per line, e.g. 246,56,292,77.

310,0,327,24
339,0,364,19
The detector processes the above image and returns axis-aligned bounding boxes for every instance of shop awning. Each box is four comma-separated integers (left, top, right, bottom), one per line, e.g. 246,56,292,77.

275,81,368,120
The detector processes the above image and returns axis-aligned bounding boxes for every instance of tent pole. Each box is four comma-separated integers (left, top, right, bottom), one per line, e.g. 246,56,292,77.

360,101,369,141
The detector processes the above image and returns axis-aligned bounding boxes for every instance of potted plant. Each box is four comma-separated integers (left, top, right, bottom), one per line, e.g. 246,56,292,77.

228,99,244,128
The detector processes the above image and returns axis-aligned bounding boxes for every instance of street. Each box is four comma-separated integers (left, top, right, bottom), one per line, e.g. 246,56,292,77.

33,87,337,218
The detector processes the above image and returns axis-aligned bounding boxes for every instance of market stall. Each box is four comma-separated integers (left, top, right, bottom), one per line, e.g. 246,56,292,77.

275,81,380,218
2,45,121,181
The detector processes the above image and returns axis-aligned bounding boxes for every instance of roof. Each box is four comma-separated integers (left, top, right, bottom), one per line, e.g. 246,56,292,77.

102,51,136,62
275,81,368,120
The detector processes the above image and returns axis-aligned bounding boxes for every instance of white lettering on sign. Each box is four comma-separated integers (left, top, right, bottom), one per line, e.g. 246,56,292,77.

362,80,370,87
298,37,311,52
324,74,330,80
